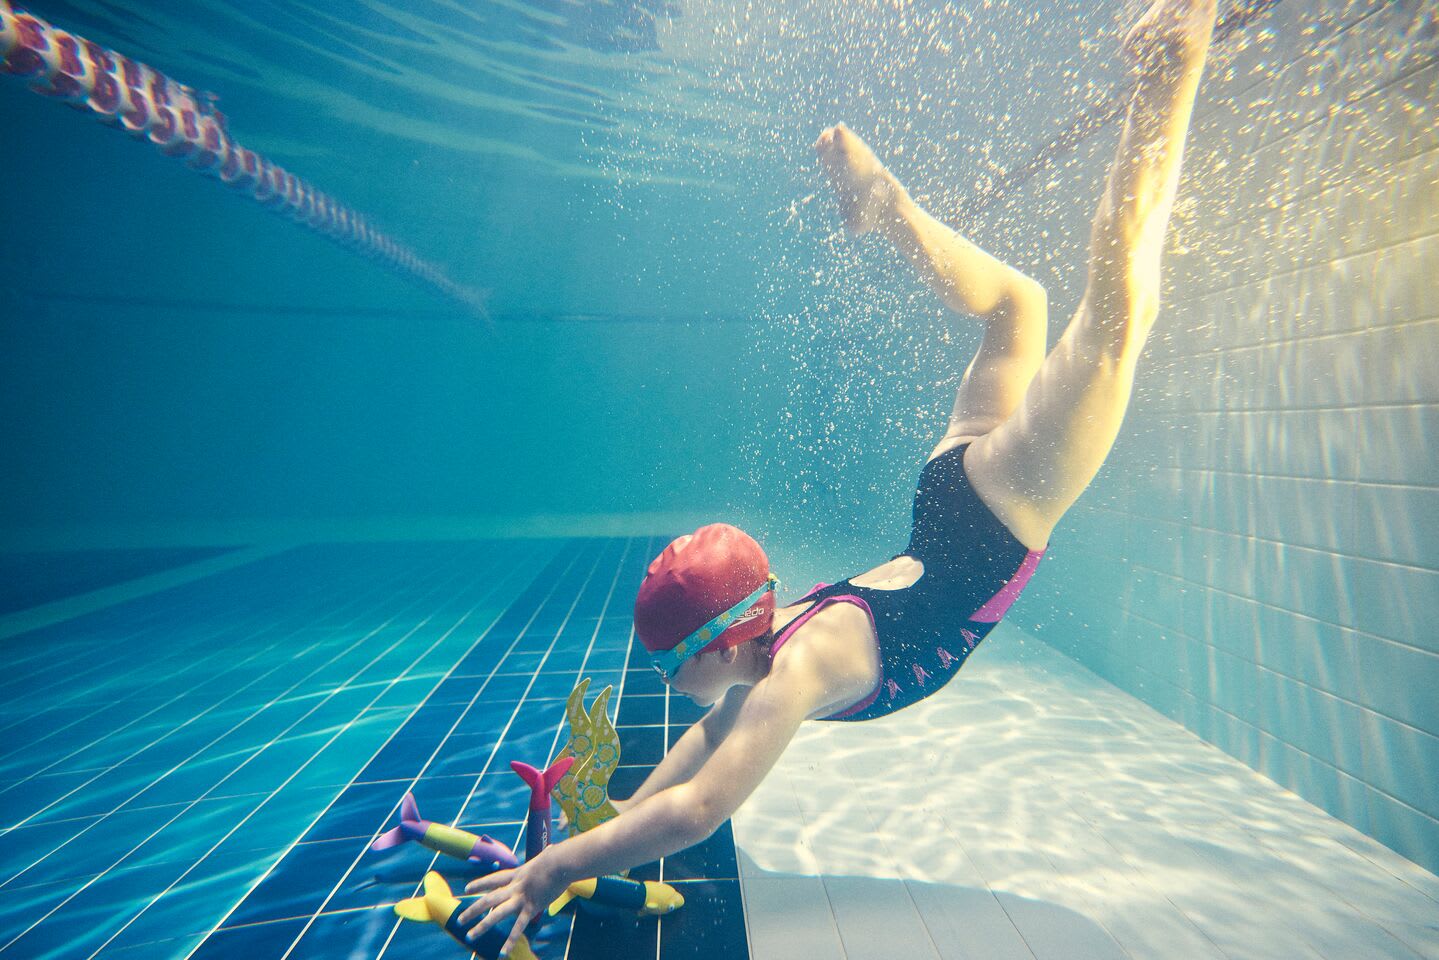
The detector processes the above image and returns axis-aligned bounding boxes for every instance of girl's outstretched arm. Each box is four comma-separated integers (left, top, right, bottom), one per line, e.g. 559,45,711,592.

614,684,755,809
460,648,834,952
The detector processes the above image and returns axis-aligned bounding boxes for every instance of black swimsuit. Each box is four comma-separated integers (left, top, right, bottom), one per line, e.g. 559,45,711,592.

769,443,1046,722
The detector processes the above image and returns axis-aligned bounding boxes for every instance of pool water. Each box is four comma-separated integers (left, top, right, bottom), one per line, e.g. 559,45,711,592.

2,0,1436,956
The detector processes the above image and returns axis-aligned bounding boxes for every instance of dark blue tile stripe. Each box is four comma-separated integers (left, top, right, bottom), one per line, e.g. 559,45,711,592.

0,546,237,616
565,535,750,960
0,544,422,768
152,540,561,959
0,544,454,833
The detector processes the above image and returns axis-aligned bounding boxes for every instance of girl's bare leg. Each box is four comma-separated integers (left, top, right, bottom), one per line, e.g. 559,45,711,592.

965,0,1219,551
815,124,1049,443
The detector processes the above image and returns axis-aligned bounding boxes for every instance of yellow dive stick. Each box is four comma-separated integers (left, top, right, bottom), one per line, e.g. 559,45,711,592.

547,875,686,917
395,871,538,960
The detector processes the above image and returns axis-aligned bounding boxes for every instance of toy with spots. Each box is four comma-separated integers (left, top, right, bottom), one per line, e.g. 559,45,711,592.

553,679,623,837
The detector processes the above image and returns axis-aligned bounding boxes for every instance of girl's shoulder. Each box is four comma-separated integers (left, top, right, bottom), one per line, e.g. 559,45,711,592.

770,597,881,721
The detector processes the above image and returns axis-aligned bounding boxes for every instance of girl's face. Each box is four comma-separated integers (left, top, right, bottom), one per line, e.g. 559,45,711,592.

667,645,742,706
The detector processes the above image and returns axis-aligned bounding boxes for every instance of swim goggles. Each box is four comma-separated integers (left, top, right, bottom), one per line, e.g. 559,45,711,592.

649,575,778,683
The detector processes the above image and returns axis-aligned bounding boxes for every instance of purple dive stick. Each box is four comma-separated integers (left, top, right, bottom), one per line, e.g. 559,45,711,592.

371,792,519,870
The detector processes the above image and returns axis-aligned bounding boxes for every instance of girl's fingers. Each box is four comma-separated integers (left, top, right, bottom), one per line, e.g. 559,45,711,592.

456,894,488,926
467,908,497,943
468,897,519,944
466,870,512,894
499,908,534,958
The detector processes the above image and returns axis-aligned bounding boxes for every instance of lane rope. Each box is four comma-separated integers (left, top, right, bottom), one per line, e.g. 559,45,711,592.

0,1,488,318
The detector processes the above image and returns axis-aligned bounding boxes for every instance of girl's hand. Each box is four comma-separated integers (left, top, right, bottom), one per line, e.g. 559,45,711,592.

459,847,569,958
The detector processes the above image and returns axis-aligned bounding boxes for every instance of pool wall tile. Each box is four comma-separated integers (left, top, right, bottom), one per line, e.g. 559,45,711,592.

1010,0,1439,875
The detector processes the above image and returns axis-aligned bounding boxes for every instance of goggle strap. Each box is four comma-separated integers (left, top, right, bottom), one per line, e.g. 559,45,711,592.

650,575,778,681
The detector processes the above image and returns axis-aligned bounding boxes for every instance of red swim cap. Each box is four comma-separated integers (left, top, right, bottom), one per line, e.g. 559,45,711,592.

634,523,775,657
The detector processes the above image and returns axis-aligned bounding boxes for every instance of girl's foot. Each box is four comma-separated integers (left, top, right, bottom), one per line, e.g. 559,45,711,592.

1123,0,1218,64
813,123,906,235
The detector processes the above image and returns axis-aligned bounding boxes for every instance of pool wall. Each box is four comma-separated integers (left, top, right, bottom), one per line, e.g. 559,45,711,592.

0,64,775,550
1007,0,1438,874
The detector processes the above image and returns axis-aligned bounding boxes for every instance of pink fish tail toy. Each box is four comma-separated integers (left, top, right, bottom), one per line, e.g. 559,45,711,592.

510,756,575,861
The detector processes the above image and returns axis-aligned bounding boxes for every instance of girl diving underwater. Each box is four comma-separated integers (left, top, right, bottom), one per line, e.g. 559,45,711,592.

463,0,1219,951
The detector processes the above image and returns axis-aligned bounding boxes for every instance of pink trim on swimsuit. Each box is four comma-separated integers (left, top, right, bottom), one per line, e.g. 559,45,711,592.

770,582,883,720
968,549,1046,623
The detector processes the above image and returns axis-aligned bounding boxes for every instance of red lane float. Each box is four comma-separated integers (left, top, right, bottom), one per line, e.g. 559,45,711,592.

0,0,487,316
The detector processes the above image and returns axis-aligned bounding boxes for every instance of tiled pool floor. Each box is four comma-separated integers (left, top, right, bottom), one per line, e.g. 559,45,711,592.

2,539,1436,960
0,539,744,960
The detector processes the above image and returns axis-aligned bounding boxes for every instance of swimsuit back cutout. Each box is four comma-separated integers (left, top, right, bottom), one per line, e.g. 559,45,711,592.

769,444,1046,723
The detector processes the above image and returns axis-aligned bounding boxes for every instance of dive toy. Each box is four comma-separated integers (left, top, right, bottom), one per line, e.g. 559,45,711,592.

529,681,681,916
370,792,518,871
553,679,623,837
0,0,486,315
382,677,687,954
395,871,538,960
547,875,685,917
509,756,575,862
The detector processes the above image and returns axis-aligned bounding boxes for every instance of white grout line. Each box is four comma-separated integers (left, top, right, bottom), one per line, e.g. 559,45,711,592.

364,539,621,959
0,605,212,764
1,544,462,938
1,541,510,954
0,567,252,741
556,535,651,960
0,596,344,820
384,534,648,960
0,601,175,713
0,549,328,769
553,535,649,960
